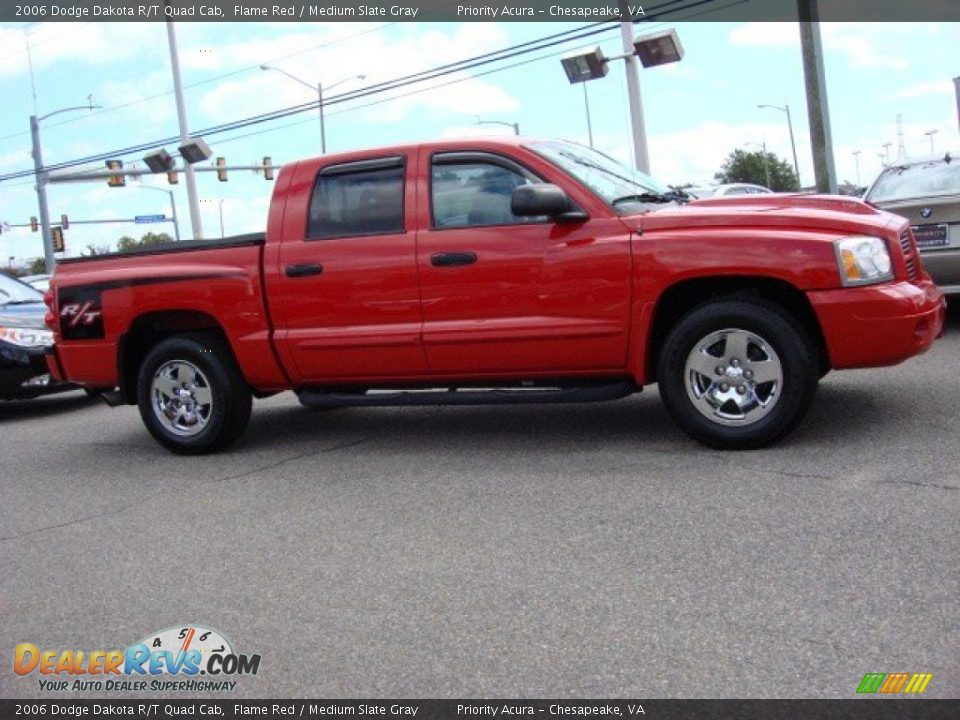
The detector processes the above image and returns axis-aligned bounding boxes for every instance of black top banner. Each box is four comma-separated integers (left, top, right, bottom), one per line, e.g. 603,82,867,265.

4,0,960,23
2,700,960,720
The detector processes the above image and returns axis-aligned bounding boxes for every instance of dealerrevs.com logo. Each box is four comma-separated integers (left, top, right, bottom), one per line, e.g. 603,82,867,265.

14,625,261,692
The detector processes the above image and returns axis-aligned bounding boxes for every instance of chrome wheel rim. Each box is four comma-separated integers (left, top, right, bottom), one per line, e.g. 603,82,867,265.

151,360,213,437
684,328,782,427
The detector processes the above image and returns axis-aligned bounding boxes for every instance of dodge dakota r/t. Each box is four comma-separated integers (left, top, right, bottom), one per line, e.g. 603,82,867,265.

45,138,946,453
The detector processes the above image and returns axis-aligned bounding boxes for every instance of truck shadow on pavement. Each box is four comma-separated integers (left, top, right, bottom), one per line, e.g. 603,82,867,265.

238,381,884,455
0,390,99,423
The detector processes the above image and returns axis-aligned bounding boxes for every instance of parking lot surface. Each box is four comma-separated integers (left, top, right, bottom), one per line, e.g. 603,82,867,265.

2,304,958,699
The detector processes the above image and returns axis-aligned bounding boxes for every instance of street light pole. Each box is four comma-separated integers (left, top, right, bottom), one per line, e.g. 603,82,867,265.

924,129,938,154
759,104,801,188
29,115,54,274
29,101,101,273
165,8,203,240
476,120,520,135
260,65,365,154
318,81,326,154
201,199,224,238
618,0,649,173
137,185,181,242
852,150,861,186
583,84,594,147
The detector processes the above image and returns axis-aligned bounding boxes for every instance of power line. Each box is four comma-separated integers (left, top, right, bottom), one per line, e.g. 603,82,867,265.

0,0,727,184
0,20,617,182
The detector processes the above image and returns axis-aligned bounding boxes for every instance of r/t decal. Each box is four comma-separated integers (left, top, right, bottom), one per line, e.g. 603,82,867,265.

61,302,102,327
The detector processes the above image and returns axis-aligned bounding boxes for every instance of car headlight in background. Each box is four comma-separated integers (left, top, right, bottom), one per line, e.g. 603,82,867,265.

834,236,893,286
0,327,54,347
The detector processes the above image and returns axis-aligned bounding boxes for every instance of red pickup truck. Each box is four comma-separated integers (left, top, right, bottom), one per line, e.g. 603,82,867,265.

45,138,945,454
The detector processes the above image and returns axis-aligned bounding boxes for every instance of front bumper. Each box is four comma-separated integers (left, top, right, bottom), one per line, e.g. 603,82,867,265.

0,340,74,399
808,279,946,370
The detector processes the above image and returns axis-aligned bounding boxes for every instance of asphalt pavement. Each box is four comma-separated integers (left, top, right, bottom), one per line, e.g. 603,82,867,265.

1,303,958,699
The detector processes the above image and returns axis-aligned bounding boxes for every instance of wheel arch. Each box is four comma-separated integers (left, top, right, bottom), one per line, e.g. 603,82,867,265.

644,275,829,383
116,310,237,405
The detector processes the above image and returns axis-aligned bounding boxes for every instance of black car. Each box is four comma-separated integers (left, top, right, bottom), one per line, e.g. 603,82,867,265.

0,273,74,399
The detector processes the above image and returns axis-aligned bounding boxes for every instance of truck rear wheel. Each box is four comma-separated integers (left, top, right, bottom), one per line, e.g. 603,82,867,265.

136,334,252,454
656,300,818,449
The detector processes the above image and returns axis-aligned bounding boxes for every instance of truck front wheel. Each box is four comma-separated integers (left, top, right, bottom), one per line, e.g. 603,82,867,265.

656,300,818,449
136,334,252,454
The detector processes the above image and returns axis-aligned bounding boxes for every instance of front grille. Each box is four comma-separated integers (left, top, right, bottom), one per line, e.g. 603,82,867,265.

900,229,920,282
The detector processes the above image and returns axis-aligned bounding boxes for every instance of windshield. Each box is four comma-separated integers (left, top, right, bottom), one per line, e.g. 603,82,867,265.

867,156,960,203
528,140,674,214
0,272,44,304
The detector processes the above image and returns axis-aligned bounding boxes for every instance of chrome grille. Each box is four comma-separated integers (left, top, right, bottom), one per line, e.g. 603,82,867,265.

900,229,919,282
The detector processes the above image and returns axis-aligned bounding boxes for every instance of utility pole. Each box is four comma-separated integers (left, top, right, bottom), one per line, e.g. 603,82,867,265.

797,0,837,193
165,5,203,239
29,115,55,273
617,0,649,173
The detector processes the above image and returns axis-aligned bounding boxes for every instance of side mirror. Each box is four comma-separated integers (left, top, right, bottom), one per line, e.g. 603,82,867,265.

511,184,587,222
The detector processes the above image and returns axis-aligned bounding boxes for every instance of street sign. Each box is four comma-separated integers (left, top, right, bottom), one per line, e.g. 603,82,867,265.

134,214,166,224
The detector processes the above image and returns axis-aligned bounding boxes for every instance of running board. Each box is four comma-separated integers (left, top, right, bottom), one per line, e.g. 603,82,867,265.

297,381,638,409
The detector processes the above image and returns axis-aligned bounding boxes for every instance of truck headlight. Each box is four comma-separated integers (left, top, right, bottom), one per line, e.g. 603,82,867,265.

0,326,54,347
834,236,893,286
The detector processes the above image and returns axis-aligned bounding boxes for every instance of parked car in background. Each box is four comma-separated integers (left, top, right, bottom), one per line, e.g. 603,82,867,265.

20,274,51,292
865,152,960,294
686,183,774,199
0,273,74,399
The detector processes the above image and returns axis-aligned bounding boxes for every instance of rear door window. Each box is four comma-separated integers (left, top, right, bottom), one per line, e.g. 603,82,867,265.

307,160,405,239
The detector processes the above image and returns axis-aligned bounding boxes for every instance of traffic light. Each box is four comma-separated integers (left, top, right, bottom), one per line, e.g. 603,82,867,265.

61,214,69,230
263,156,274,181
51,226,65,253
167,170,179,185
106,159,125,187
30,216,38,232
216,157,227,182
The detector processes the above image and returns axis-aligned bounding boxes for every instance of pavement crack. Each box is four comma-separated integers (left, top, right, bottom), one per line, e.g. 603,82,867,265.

881,479,959,491
0,498,157,543
0,437,371,542
209,436,371,484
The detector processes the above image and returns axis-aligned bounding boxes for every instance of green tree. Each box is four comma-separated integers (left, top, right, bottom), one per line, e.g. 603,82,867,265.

116,232,174,252
715,148,799,191
29,257,46,275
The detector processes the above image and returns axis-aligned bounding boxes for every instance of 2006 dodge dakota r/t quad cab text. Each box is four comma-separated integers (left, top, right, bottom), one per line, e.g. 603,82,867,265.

44,138,946,454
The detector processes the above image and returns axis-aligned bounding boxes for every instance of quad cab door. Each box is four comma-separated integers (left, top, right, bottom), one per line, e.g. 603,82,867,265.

271,153,428,384
415,147,632,376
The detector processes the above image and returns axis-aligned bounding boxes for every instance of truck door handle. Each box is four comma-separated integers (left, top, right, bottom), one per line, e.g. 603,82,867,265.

285,263,323,278
431,252,477,267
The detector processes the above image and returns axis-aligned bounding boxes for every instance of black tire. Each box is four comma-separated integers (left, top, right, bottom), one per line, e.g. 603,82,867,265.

136,333,252,454
656,300,818,450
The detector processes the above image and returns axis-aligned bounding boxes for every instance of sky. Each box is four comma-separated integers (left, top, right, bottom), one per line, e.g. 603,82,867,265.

0,18,958,266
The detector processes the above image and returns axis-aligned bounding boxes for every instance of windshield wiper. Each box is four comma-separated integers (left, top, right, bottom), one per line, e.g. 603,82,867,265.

612,191,686,205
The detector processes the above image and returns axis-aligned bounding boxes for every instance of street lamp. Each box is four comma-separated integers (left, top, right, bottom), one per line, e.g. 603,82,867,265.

882,143,893,164
924,129,938,154
475,119,520,136
852,150,862,186
135,184,181,242
260,65,365,154
559,19,684,174
758,104,800,188
30,100,102,273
